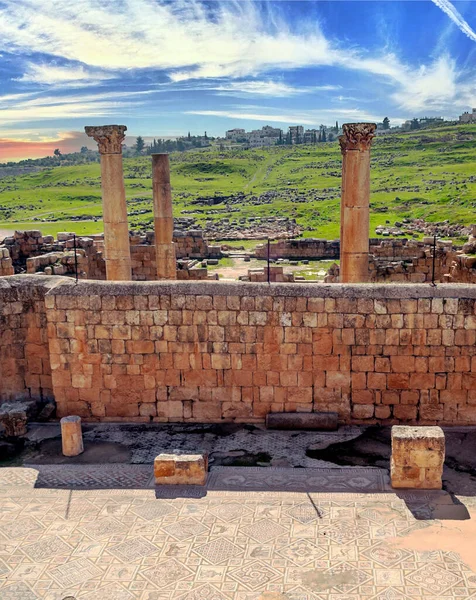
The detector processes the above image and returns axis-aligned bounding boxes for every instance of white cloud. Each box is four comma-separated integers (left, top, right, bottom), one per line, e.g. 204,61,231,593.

187,110,317,125
0,0,474,118
431,0,476,42
17,63,116,86
186,107,400,126
0,90,150,125
392,56,457,111
211,81,339,98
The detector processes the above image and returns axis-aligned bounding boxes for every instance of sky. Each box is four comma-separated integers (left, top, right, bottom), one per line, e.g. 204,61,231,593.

0,0,475,161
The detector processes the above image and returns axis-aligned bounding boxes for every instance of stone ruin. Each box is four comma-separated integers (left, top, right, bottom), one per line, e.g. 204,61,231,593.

1,123,475,433
1,122,474,286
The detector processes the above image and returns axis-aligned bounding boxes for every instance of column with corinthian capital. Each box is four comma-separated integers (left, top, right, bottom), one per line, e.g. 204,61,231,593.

85,125,132,281
152,154,177,279
339,123,376,283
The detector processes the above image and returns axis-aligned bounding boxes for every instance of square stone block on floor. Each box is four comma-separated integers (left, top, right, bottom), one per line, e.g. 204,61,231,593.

154,453,208,485
391,425,445,490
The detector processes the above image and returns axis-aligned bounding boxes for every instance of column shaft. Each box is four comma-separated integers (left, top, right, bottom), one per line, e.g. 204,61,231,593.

152,154,176,279
85,125,132,281
339,123,376,283
100,153,132,280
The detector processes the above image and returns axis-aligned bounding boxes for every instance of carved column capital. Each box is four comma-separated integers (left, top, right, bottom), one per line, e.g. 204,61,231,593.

339,122,376,154
84,125,127,154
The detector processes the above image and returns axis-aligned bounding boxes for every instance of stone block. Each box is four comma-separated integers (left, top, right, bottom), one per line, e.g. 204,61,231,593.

266,412,338,431
154,453,208,485
391,425,444,489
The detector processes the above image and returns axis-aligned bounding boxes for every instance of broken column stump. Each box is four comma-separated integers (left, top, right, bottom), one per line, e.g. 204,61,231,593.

154,453,208,485
0,400,37,437
61,416,84,457
266,412,338,431
391,425,445,489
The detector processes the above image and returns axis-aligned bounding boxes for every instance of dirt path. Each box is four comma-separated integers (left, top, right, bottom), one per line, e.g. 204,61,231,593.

0,228,14,243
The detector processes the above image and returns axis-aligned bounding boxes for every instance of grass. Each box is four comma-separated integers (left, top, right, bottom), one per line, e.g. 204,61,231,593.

1,123,475,240
206,256,235,269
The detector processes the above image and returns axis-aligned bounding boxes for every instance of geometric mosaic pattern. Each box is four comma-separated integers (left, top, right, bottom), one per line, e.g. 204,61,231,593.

0,465,475,599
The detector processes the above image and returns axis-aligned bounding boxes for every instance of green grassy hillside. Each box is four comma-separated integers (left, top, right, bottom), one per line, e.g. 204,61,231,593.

0,124,475,240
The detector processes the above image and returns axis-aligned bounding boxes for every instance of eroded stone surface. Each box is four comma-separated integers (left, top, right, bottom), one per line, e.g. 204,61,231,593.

391,425,445,489
154,453,208,485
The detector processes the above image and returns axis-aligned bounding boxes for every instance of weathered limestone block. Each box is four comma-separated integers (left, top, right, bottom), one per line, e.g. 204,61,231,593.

0,400,37,437
154,453,208,485
61,415,84,457
391,425,445,489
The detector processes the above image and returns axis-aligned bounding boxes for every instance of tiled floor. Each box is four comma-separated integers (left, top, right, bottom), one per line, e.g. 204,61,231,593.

0,465,475,599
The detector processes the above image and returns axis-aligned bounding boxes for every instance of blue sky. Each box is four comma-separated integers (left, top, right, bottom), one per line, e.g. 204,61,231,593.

0,0,475,160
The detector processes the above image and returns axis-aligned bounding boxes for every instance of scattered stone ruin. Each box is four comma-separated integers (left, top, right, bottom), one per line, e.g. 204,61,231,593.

0,229,220,281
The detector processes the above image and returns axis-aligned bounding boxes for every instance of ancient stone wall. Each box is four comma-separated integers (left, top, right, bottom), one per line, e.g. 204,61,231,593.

446,254,476,284
0,276,54,403
255,238,340,260
0,248,14,276
41,278,476,425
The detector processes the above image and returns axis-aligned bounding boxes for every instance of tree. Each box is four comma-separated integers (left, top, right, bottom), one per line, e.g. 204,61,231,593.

187,131,191,140
410,118,420,130
135,136,145,154
204,131,208,139
53,148,62,157
80,146,88,154
318,131,322,143
322,128,327,142
383,117,390,130
335,120,339,132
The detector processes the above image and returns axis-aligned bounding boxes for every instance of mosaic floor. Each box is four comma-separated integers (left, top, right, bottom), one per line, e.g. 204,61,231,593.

0,465,475,599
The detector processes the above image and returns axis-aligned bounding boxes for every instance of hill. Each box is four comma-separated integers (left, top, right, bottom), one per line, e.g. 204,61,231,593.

0,124,475,242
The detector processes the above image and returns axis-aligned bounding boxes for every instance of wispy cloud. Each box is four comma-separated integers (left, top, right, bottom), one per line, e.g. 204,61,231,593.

0,90,152,125
17,63,117,86
211,81,339,98
186,107,402,126
187,110,317,125
431,0,476,42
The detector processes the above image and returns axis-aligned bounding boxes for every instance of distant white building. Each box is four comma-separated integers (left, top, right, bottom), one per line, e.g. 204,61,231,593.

225,128,246,140
246,125,283,147
288,125,304,144
459,109,476,123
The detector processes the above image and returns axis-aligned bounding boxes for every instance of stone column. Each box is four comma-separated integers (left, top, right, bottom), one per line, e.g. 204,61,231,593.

152,154,176,279
85,125,132,281
61,415,84,457
339,123,376,283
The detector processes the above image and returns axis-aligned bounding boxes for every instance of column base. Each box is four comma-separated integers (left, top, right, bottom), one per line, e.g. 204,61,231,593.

106,258,132,281
156,243,177,280
340,252,369,283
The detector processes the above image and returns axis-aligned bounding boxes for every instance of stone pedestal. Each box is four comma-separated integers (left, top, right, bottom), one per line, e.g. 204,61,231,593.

85,125,132,281
391,426,445,489
61,416,84,457
152,154,176,279
339,123,376,283
154,453,207,485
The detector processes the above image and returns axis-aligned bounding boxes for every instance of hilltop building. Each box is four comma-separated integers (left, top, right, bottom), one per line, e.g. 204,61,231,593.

248,125,282,147
288,125,304,143
225,128,246,140
459,109,476,123
223,124,336,146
